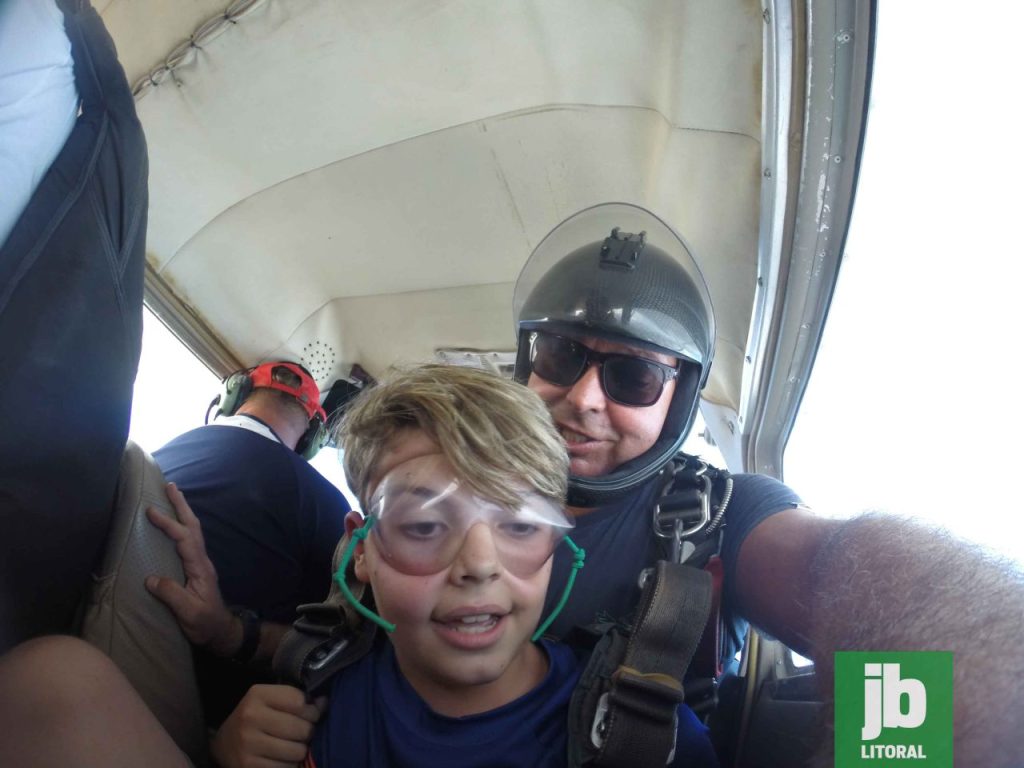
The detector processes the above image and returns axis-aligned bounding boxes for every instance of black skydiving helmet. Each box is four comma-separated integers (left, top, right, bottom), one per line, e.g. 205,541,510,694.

513,202,716,507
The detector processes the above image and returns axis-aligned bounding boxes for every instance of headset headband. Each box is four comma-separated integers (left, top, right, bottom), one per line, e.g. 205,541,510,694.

250,363,327,423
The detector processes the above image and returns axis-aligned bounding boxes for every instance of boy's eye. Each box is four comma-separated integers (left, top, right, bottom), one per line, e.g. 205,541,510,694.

498,521,543,538
397,521,447,540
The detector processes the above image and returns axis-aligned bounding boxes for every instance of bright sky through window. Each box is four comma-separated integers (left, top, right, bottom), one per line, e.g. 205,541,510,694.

786,3,1023,564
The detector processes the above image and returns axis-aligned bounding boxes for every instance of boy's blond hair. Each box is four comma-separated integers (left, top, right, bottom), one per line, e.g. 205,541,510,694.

337,364,568,510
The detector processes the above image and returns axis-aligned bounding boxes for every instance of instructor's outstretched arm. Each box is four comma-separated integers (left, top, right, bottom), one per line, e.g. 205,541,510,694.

737,509,1024,766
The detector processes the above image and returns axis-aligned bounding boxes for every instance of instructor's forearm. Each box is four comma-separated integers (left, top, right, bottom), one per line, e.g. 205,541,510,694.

807,514,1024,766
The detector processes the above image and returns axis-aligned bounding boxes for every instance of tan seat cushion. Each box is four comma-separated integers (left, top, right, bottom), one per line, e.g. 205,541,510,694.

81,440,207,764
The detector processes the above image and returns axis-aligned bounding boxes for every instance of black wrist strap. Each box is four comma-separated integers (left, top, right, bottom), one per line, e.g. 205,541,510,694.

229,607,261,663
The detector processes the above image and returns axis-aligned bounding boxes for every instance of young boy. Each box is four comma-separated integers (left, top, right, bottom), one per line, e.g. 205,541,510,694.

300,364,719,767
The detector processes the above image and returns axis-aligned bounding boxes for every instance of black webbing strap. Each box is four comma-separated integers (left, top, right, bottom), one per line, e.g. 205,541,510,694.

593,561,712,767
272,601,376,697
687,554,724,716
272,533,377,697
652,454,732,707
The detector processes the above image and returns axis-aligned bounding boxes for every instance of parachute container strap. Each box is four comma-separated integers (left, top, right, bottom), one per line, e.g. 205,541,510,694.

594,561,713,767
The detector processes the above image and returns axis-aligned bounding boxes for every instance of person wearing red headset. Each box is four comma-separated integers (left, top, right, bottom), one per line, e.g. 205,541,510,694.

148,361,351,727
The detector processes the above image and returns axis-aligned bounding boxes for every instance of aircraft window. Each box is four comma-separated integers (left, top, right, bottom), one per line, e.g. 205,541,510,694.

784,3,1023,568
129,307,219,453
308,447,360,509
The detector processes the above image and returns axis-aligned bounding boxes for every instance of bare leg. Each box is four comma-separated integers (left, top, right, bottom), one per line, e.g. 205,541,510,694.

0,637,189,767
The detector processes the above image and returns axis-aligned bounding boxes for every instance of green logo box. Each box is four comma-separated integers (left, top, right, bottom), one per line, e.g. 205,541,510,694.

834,651,953,767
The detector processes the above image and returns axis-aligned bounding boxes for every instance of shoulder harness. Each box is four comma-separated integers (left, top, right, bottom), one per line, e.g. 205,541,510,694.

650,454,733,714
561,453,732,766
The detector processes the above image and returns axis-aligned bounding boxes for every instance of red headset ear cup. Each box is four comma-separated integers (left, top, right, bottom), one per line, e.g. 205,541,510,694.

296,417,328,460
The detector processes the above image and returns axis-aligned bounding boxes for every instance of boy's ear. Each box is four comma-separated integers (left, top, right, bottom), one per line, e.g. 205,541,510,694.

344,511,370,583
343,510,364,538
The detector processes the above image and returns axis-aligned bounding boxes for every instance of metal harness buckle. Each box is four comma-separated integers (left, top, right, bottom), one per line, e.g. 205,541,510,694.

653,462,712,563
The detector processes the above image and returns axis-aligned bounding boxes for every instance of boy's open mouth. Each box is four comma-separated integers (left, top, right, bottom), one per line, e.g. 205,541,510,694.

441,613,500,634
432,607,509,648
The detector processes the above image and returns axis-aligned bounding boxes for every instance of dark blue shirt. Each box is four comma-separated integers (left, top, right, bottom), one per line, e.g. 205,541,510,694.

155,422,349,619
543,472,801,662
310,639,719,768
154,421,350,723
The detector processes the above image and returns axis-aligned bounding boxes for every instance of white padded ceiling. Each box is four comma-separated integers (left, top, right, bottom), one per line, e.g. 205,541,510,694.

103,0,764,410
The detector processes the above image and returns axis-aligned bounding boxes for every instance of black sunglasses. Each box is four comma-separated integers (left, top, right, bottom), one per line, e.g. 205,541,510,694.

529,331,679,407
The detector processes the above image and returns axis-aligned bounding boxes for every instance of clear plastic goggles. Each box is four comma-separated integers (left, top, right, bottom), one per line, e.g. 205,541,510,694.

365,454,573,578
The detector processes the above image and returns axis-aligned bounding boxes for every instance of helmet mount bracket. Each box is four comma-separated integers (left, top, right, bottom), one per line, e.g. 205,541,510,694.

599,227,645,271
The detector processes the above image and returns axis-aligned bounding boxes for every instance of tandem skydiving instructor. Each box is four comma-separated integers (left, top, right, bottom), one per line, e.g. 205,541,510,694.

512,203,1023,766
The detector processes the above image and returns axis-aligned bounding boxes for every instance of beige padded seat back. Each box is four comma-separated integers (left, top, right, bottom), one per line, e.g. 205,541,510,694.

80,441,207,765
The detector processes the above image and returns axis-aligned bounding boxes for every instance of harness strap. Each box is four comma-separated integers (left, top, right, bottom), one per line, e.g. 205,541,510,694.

688,554,724,715
272,533,378,696
593,561,712,767
652,455,732,701
272,602,377,697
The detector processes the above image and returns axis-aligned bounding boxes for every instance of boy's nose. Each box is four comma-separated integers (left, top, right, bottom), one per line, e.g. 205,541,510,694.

450,522,501,583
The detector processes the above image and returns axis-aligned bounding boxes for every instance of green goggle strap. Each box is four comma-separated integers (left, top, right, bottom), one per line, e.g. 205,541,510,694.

531,536,585,642
335,517,396,633
335,521,585,641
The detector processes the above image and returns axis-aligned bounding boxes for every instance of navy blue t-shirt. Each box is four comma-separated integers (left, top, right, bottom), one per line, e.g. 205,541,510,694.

543,472,801,663
154,422,349,619
309,639,719,768
154,421,350,722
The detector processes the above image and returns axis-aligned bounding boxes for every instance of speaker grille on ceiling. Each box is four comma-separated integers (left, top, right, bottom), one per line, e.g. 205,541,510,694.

301,340,337,381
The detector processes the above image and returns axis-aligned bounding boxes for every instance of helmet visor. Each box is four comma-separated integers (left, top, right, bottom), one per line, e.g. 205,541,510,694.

513,202,715,367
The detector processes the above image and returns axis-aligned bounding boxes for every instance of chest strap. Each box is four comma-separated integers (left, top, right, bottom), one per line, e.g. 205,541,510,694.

568,560,712,767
